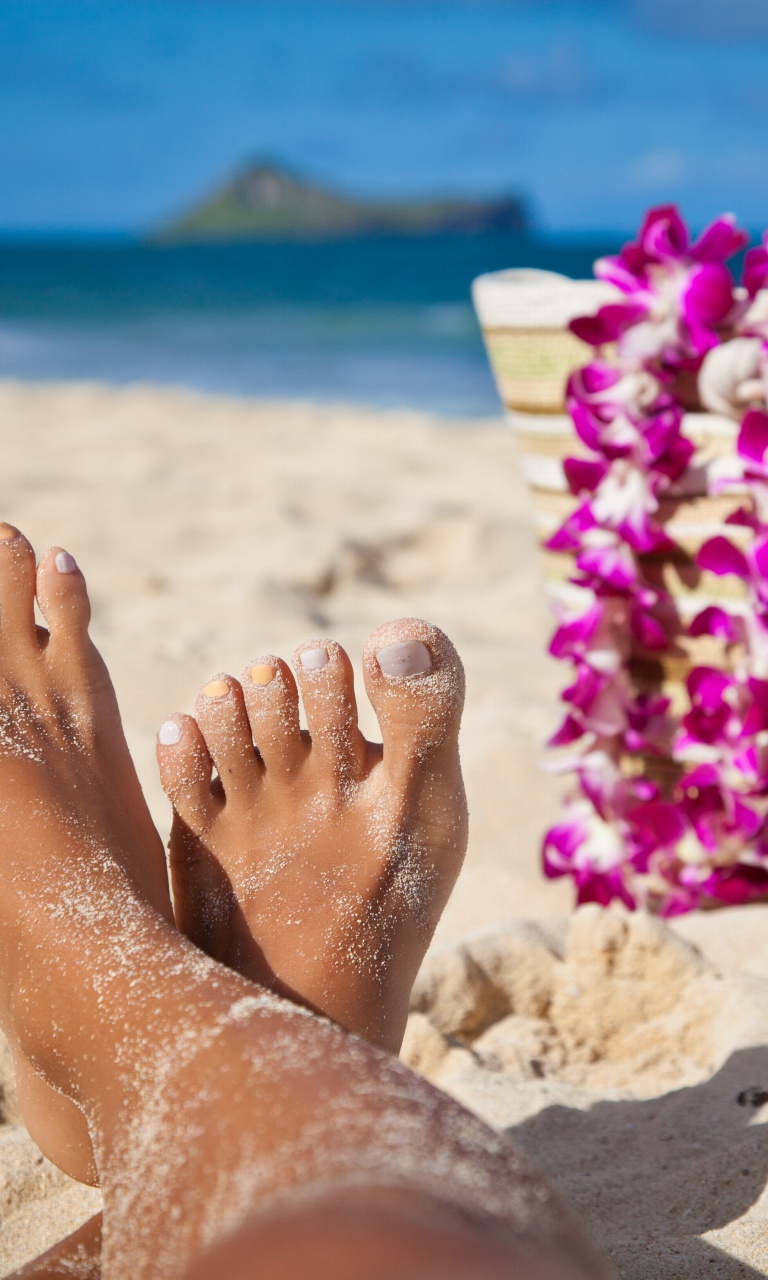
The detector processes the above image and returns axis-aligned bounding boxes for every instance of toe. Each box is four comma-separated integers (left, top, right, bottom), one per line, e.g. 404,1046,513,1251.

0,525,39,648
362,619,465,777
157,713,218,829
294,639,366,781
241,656,306,777
36,547,91,645
194,675,260,804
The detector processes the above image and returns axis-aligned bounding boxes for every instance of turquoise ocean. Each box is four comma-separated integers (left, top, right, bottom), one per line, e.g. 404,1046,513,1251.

0,234,614,417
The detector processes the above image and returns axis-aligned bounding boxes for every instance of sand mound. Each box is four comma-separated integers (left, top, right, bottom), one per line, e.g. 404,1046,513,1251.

403,906,768,1277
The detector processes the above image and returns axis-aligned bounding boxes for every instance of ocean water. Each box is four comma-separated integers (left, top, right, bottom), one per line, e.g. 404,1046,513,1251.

0,233,614,416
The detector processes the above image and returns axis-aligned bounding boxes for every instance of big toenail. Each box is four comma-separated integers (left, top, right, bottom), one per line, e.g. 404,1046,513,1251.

376,641,432,678
158,720,182,745
251,664,276,685
0,523,19,542
203,680,230,699
300,648,329,671
55,551,77,574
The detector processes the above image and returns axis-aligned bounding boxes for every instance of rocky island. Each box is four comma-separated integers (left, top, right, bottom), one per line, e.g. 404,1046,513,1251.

155,161,529,242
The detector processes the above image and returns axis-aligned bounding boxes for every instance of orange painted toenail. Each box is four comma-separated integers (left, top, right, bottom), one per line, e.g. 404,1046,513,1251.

203,680,230,699
0,523,19,542
250,664,276,685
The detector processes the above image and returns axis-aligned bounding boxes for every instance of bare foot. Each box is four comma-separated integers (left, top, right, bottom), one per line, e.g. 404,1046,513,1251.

0,525,173,1184
157,620,467,1053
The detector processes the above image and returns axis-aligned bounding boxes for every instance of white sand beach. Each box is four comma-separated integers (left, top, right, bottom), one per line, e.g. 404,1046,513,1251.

1,380,767,1276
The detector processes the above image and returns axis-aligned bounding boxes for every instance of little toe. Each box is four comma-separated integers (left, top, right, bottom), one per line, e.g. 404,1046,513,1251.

194,675,260,803
36,547,91,647
0,525,39,647
156,713,218,829
294,639,365,781
242,656,305,777
362,619,465,774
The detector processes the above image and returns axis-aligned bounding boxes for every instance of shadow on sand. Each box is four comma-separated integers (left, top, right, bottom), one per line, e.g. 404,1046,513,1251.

508,1046,768,1278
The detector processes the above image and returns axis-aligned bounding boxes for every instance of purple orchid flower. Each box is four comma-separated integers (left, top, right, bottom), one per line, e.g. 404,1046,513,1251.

566,363,690,474
677,665,741,750
542,801,637,909
555,458,673,557
676,764,762,856
558,661,632,739
573,207,747,365
549,598,630,672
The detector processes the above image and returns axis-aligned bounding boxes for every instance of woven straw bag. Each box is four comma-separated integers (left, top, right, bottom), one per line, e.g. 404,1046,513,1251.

472,269,745,786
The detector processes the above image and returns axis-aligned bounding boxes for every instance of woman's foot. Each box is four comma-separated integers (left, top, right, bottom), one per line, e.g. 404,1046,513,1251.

157,620,467,1053
0,525,173,1184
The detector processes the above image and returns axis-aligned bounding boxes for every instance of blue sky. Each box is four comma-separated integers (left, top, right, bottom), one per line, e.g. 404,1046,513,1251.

3,0,768,234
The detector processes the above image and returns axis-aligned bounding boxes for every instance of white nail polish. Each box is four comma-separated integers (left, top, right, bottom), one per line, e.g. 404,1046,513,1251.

376,641,432,678
55,551,77,575
300,647,329,671
158,720,182,746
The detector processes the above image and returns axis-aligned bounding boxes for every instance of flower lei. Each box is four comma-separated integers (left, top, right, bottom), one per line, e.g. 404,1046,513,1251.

542,204,768,916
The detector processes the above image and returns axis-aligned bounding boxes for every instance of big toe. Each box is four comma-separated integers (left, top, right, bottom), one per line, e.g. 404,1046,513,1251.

362,619,464,777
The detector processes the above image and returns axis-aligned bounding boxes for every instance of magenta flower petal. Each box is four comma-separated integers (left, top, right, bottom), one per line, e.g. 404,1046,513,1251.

753,536,768,583
547,714,587,748
640,204,689,261
572,362,622,395
689,606,741,641
641,406,686,465
687,665,732,702
737,409,768,466
697,536,750,579
542,824,580,877
742,246,768,299
741,677,768,737
692,214,748,264
562,663,603,710
631,607,668,651
548,604,601,660
569,303,648,347
702,863,768,907
563,457,608,496
682,264,735,329
569,315,615,347
575,870,635,910
576,542,639,593
594,254,645,295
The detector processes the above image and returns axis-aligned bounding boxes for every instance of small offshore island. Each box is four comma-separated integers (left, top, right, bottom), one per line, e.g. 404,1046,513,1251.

155,160,530,242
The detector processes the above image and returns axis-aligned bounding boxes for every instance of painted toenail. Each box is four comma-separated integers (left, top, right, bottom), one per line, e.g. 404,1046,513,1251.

250,664,276,685
55,551,77,574
376,641,432,678
158,720,182,745
0,523,19,542
300,647,329,671
203,680,230,699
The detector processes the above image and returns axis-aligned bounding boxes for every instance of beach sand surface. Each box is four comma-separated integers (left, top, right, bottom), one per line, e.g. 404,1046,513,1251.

0,381,766,1276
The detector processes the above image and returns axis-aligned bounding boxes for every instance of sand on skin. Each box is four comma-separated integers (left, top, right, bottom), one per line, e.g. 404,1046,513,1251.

0,380,766,1277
